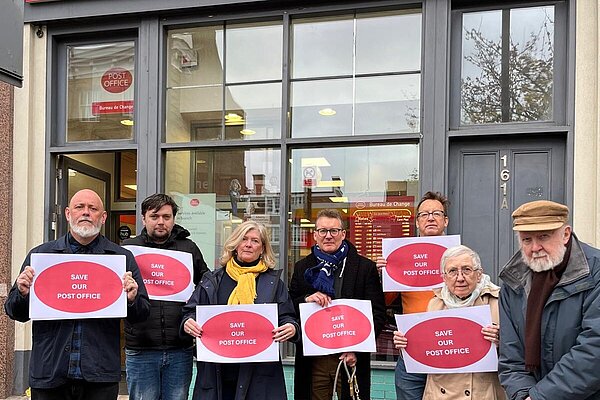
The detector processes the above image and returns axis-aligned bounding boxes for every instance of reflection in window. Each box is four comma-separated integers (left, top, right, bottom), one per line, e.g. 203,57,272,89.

165,149,281,270
461,5,554,124
166,22,282,142
288,144,419,361
66,41,135,141
117,151,137,201
291,9,422,137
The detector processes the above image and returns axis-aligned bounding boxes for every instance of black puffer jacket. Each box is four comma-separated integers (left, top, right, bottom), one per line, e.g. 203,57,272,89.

123,224,209,349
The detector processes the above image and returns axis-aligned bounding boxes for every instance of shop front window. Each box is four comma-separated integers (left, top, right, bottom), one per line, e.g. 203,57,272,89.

291,9,422,138
165,148,281,270
166,22,282,142
66,41,135,141
288,143,419,361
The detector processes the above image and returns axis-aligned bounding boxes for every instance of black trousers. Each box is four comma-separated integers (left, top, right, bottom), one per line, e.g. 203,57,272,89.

31,381,119,400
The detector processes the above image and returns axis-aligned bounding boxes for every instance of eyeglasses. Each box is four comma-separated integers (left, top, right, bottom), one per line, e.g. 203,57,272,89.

416,210,446,220
315,228,344,237
444,267,480,278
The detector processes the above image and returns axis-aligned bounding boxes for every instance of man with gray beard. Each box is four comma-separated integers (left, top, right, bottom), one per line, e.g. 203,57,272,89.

498,200,600,400
5,189,150,400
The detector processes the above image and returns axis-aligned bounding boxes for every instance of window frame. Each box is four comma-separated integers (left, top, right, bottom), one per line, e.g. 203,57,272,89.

449,1,568,130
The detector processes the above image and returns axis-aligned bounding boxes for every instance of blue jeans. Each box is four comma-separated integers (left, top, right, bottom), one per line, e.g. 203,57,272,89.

125,348,193,400
395,356,427,400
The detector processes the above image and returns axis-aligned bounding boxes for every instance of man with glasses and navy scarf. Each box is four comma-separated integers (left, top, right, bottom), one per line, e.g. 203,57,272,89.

289,209,386,400
377,191,450,400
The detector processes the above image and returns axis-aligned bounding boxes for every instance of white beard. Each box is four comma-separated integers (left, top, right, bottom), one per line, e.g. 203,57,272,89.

69,219,102,239
521,245,567,272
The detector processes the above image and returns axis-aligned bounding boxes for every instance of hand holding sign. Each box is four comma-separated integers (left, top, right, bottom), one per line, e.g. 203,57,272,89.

272,322,296,343
305,291,332,307
183,318,202,338
17,266,35,296
122,271,138,302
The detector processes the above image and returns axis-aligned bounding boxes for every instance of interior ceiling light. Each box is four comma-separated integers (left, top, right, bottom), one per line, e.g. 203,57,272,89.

120,119,134,126
225,113,245,125
318,108,336,116
329,196,348,203
124,184,137,191
240,129,256,135
318,180,345,187
301,157,331,167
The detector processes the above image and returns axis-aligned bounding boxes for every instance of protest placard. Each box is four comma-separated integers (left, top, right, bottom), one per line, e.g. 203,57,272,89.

382,235,461,291
196,304,279,363
124,245,194,301
395,305,497,374
30,253,126,320
300,299,376,356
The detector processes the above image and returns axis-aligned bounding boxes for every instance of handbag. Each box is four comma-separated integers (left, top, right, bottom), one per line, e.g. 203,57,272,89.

332,359,361,400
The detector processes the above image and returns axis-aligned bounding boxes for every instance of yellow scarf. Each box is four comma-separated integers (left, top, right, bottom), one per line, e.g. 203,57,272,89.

226,257,269,305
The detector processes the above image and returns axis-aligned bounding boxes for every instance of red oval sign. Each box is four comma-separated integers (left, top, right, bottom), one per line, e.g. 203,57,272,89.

35,261,122,313
135,254,191,296
387,243,446,287
101,67,133,94
189,198,199,206
201,311,274,358
304,305,371,349
404,317,491,368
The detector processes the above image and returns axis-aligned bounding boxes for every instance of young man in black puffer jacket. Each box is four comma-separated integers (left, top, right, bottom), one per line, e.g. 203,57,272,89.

123,193,208,400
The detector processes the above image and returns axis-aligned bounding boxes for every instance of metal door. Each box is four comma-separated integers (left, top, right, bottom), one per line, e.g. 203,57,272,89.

448,135,566,282
56,155,112,239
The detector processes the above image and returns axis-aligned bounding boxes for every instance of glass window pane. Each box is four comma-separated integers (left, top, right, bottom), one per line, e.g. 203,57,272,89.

225,83,282,140
460,6,554,124
166,26,225,143
166,86,223,142
509,6,554,122
292,16,354,79
355,75,421,135
165,149,281,270
226,22,283,83
356,10,422,74
291,79,353,138
66,41,135,141
117,150,137,201
167,26,224,88
288,144,419,361
461,10,502,124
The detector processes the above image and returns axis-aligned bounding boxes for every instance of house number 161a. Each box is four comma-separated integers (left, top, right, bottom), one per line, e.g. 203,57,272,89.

500,154,509,209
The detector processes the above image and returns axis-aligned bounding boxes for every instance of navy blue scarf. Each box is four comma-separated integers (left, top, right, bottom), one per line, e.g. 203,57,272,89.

304,241,349,297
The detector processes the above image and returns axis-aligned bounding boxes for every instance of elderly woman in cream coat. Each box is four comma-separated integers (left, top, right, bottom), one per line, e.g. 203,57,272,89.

393,245,506,400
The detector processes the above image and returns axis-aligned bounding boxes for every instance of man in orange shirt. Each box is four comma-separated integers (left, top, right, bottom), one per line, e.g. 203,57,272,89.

377,191,449,400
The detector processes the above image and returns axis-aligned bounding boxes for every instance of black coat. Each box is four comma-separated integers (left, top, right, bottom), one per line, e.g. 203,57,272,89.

289,240,386,400
182,267,300,400
4,234,150,389
123,224,209,349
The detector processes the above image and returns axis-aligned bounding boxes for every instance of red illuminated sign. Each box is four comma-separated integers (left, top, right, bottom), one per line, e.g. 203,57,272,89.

101,67,133,93
92,100,134,115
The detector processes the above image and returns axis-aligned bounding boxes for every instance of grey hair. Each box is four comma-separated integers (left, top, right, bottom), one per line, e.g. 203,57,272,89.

439,245,482,274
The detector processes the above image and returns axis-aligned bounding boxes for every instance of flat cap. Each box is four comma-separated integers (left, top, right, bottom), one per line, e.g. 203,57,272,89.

512,200,569,231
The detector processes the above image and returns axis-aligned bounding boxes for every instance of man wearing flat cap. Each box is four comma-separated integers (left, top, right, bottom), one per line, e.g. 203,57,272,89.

498,200,600,400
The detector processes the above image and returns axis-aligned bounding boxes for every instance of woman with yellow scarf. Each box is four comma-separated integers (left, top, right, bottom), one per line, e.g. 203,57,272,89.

182,220,299,400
